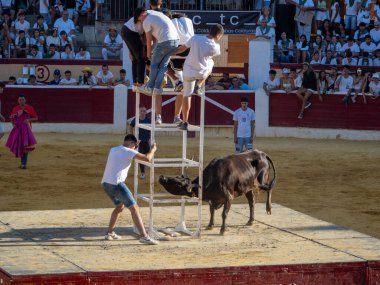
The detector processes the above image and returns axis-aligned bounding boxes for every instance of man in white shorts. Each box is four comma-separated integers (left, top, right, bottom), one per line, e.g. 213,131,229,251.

0,82,5,145
101,134,158,245
233,96,255,153
173,24,224,131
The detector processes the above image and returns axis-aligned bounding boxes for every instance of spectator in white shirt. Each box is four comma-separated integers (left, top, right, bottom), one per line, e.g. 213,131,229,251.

358,51,374,65
341,50,358,65
33,15,48,34
59,70,77,85
277,32,294,63
75,46,91,59
29,29,45,54
370,21,380,45
373,49,380,65
60,44,75,59
14,30,29,58
296,34,310,63
340,37,360,56
263,69,280,95
113,69,131,86
257,6,276,28
321,49,338,64
1,0,15,19
102,25,123,60
46,28,60,47
27,45,43,59
310,51,321,64
54,10,75,39
58,30,73,52
287,0,315,41
360,35,377,56
96,64,114,86
255,18,276,52
39,0,49,24
369,73,380,99
43,43,60,59
14,11,30,35
354,22,369,44
344,0,361,37
335,65,353,92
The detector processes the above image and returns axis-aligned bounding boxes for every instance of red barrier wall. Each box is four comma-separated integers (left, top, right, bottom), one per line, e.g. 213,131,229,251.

127,90,255,125
269,92,380,131
1,87,114,124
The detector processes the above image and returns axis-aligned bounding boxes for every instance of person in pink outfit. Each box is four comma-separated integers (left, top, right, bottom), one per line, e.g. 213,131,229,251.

6,95,38,169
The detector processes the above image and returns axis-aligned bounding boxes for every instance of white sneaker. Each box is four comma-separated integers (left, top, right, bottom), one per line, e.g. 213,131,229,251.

137,85,153,96
140,173,145,179
173,116,182,124
156,115,162,125
139,235,159,245
105,231,122,240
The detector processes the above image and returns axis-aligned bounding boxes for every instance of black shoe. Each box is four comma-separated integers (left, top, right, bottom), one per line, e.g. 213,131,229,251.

192,84,203,96
304,101,312,109
178,122,188,131
20,165,27,169
174,81,183,92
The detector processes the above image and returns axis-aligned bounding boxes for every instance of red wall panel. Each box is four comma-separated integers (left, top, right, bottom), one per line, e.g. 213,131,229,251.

1,87,114,123
269,92,380,130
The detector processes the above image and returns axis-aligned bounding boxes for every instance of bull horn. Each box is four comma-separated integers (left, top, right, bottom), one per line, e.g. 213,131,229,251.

259,155,277,191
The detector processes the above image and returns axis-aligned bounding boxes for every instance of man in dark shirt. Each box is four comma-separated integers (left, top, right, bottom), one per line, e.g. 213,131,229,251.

49,69,62,85
129,105,151,179
296,62,317,119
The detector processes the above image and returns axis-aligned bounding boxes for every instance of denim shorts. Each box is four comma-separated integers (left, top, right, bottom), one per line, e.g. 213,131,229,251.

102,182,136,208
235,137,253,153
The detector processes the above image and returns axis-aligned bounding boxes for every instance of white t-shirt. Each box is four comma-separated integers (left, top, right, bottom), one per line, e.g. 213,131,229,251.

336,75,353,92
360,42,377,53
345,0,360,15
183,35,220,78
255,26,275,40
369,80,380,95
101,146,139,185
340,42,360,53
370,28,380,44
59,78,77,85
172,17,194,45
358,57,373,66
233,108,256,138
15,20,30,32
1,0,13,7
142,10,179,43
342,57,358,65
46,36,60,47
104,34,123,48
124,17,143,34
33,22,48,31
96,70,114,83
54,17,75,35
60,51,75,59
75,51,91,59
265,77,280,89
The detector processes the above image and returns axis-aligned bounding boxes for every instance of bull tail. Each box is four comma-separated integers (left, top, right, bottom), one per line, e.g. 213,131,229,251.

258,155,277,191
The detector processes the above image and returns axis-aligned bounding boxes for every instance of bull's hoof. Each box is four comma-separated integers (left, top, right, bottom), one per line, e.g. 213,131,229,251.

219,228,227,235
246,220,254,226
266,209,272,215
205,225,214,230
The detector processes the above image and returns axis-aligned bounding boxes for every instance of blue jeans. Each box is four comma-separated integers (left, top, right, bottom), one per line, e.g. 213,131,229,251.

235,137,253,153
21,154,28,166
148,39,179,89
279,54,294,63
102,182,136,208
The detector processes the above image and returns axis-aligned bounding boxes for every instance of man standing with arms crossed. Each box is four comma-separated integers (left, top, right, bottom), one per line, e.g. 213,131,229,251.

101,134,158,245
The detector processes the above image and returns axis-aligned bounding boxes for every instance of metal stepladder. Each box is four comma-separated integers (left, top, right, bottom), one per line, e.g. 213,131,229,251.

133,89,205,240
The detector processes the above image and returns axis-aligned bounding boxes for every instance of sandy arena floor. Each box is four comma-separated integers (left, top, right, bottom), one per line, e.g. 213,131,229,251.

0,133,379,239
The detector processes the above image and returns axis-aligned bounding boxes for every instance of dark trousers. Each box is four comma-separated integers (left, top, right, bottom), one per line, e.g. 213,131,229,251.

21,154,28,166
138,141,150,174
121,25,145,84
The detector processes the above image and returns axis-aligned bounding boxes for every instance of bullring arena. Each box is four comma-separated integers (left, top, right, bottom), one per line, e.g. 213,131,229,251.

1,40,380,284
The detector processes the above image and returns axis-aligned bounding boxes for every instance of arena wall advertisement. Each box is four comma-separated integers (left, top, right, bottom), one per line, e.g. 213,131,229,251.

177,11,261,34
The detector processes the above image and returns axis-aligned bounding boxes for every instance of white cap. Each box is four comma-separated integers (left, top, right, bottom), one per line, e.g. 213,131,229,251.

282,68,290,74
372,73,379,79
237,74,246,80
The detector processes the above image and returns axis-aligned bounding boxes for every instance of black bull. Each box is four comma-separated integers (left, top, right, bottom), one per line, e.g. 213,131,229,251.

159,150,277,235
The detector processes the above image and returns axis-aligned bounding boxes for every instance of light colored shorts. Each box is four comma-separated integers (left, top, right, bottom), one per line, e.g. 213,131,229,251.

0,122,4,134
235,137,253,153
102,182,136,208
183,76,203,97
